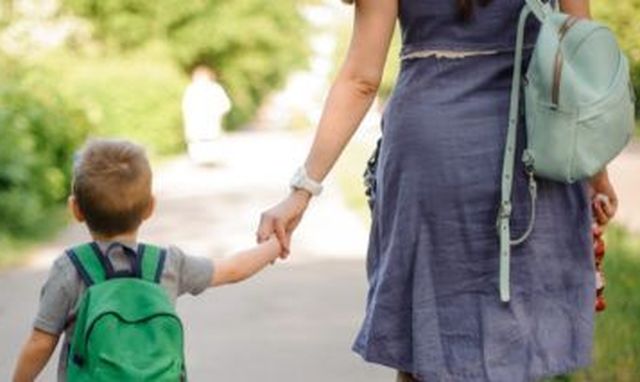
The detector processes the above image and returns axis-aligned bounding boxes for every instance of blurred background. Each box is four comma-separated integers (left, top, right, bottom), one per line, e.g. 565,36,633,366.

0,0,638,381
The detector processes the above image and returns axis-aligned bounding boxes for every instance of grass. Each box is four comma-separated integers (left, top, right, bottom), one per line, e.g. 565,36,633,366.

336,149,640,381
568,227,640,381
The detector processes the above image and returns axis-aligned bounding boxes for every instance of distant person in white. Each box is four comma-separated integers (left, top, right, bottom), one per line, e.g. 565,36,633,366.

182,65,231,164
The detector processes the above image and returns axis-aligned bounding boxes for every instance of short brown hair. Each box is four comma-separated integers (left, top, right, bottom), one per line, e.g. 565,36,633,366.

72,139,152,237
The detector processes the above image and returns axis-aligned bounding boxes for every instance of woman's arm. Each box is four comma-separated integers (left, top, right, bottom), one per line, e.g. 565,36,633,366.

257,0,398,251
304,0,397,182
559,0,591,18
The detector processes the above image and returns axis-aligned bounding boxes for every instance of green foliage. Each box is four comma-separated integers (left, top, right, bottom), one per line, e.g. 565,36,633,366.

593,1,640,118
61,0,161,50
0,58,90,238
42,49,187,155
61,0,310,129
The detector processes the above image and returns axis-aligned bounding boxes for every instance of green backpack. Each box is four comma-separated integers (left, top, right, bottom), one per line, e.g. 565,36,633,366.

498,0,635,302
65,242,186,381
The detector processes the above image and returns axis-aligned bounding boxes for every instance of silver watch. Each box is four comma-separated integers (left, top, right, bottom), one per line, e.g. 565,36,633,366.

290,166,323,196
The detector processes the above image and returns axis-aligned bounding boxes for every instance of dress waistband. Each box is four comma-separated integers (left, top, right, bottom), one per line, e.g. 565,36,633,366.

401,49,498,61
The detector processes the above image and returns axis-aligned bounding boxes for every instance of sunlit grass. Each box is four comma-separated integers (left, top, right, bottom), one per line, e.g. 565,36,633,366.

568,227,640,381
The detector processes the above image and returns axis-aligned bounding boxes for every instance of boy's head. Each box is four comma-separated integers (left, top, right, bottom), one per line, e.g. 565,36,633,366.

70,139,154,238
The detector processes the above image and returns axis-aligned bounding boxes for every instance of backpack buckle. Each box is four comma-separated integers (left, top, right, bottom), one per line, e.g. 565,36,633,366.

498,201,512,220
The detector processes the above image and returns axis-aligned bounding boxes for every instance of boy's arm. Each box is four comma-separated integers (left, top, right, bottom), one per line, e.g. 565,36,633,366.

13,329,59,382
211,237,281,286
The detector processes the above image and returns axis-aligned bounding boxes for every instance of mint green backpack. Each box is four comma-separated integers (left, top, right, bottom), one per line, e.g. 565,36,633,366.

66,243,186,381
498,0,635,302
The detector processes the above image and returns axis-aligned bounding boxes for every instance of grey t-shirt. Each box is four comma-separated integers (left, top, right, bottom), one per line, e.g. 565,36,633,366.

33,241,214,381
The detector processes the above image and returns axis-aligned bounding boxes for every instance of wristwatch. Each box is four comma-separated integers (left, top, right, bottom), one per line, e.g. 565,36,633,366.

290,166,323,196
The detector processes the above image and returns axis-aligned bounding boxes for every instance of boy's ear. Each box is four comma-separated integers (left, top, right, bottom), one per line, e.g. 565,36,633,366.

68,196,85,223
142,196,155,221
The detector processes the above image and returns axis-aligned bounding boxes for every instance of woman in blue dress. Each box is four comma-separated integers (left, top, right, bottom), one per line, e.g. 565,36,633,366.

258,0,618,380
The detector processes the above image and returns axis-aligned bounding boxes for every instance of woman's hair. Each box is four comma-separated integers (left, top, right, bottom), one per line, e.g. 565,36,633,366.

341,0,493,21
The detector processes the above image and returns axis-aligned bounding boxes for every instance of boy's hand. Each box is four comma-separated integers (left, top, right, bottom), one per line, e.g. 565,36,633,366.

211,236,283,287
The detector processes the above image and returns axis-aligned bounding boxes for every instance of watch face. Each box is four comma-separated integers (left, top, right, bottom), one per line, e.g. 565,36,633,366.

292,172,303,187
290,167,321,195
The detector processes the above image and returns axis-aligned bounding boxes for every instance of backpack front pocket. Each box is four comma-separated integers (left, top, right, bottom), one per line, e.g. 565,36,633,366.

525,93,578,182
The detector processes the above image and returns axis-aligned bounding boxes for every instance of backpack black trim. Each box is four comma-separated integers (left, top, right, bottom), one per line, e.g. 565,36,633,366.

66,250,94,287
154,249,167,283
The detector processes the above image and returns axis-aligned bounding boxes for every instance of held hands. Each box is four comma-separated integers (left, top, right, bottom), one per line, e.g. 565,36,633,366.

257,189,312,258
589,169,618,226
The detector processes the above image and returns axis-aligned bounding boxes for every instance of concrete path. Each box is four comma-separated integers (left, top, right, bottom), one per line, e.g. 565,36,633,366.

608,140,640,235
0,131,392,381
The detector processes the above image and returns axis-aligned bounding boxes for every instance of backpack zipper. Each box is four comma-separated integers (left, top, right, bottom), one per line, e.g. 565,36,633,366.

552,16,580,108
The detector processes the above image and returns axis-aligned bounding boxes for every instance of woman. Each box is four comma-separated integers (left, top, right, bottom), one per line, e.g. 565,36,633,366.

258,0,618,380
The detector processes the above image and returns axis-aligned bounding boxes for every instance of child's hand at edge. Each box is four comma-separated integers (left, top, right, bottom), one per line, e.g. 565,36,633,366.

210,236,284,287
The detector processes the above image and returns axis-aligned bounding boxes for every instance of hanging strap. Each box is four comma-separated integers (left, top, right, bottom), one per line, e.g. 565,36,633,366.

524,0,553,21
497,3,546,302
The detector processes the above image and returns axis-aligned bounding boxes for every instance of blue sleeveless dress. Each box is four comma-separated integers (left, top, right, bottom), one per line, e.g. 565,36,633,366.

352,1,595,381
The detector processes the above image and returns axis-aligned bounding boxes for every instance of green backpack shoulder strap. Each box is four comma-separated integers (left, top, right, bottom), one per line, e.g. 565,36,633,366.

66,243,108,286
138,243,167,283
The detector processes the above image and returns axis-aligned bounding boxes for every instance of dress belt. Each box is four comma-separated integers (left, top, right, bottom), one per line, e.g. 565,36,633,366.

401,49,498,61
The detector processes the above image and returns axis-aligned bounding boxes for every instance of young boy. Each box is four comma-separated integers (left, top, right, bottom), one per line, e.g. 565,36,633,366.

12,139,282,381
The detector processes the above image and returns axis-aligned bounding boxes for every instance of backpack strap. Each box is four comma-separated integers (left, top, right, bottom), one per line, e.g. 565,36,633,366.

525,0,553,21
138,244,167,284
497,4,542,303
66,243,108,287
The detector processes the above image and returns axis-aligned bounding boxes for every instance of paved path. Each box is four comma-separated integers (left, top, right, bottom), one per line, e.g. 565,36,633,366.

608,140,640,235
0,131,391,381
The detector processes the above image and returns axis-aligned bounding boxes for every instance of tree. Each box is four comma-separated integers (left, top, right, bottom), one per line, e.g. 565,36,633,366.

61,0,310,128
0,56,90,236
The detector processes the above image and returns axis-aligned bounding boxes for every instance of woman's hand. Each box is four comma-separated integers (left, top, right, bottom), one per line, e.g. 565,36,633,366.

257,190,312,257
589,169,618,226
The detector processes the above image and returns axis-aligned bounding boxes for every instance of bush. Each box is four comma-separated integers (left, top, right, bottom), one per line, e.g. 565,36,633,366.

61,0,310,130
41,49,187,155
0,58,90,237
